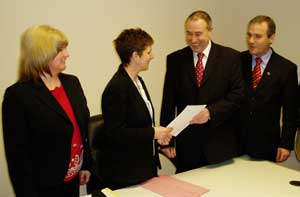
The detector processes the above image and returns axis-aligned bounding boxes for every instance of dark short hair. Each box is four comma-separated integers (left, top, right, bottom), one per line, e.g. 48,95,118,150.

185,10,212,30
114,28,153,65
248,15,276,37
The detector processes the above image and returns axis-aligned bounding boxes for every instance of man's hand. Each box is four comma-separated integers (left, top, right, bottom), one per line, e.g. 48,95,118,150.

276,147,291,162
161,147,176,158
190,108,210,124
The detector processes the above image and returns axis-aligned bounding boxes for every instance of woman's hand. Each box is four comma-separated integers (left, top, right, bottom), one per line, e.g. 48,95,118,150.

154,126,172,145
79,170,91,185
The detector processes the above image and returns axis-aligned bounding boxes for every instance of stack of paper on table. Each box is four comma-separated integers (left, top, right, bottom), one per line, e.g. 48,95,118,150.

141,175,209,197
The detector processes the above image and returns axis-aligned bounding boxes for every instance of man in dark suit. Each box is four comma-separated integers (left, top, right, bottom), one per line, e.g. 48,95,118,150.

240,15,298,162
160,10,244,173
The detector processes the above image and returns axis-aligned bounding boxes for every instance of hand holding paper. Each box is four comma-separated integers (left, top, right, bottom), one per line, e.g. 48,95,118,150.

190,107,210,124
167,105,206,136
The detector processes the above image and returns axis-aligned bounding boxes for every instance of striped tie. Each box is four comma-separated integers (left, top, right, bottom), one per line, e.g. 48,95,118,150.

252,57,262,90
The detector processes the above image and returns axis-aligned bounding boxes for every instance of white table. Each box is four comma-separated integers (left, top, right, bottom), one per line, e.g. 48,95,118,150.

114,156,300,197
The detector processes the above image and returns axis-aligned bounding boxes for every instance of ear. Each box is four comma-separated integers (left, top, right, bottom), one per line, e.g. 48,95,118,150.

128,51,138,63
269,33,275,44
132,51,139,58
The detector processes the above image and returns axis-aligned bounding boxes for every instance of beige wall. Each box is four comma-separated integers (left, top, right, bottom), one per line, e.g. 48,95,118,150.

1,0,300,196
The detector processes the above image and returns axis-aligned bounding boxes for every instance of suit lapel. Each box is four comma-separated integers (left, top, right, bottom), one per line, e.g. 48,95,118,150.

119,66,153,122
184,47,199,87
32,79,69,122
138,76,155,125
60,74,85,128
200,42,218,86
243,52,255,94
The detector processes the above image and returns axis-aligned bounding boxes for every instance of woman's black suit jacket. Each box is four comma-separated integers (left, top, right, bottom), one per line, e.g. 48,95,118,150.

99,65,157,189
2,73,91,196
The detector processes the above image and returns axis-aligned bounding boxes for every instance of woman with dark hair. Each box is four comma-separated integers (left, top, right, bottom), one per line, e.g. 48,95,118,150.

99,28,172,189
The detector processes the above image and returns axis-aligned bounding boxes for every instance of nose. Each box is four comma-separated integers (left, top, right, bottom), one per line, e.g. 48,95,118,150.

189,35,196,43
150,53,154,59
247,36,254,44
63,48,70,58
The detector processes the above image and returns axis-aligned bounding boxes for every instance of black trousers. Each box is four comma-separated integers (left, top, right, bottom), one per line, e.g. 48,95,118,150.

37,176,80,197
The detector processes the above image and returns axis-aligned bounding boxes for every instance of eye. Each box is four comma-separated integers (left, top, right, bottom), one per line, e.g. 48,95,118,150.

195,32,202,37
186,31,193,36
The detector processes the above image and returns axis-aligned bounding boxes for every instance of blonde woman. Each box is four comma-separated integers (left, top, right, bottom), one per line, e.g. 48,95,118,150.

2,25,91,197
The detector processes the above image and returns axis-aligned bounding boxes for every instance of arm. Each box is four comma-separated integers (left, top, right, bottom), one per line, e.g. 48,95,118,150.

2,87,38,196
74,77,92,173
206,54,245,128
160,55,177,127
101,84,155,146
160,55,177,154
280,65,298,151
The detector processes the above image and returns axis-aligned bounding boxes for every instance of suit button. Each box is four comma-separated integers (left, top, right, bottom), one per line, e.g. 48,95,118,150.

250,112,253,115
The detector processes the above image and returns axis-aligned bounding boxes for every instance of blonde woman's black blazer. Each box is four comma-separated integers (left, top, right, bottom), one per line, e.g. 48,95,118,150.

2,73,91,196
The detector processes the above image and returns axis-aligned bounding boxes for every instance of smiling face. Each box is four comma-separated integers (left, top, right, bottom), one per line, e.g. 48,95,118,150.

247,22,275,57
185,18,212,53
48,47,69,75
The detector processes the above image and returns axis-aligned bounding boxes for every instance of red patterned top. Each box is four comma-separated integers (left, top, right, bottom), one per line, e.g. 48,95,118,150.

51,85,83,182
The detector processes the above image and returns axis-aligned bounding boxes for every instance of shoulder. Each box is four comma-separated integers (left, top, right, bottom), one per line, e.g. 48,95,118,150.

167,46,192,59
239,50,252,61
271,52,297,69
212,42,239,57
59,73,80,83
3,81,36,107
103,67,130,96
4,81,31,98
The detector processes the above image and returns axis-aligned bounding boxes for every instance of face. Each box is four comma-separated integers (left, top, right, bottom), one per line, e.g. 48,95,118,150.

136,45,154,71
185,19,212,53
48,47,69,75
247,22,274,57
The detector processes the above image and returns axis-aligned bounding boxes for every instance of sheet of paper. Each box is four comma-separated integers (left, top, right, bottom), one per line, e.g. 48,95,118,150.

167,105,206,136
141,175,209,197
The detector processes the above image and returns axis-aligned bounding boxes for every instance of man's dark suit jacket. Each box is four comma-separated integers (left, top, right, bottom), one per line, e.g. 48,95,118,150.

240,50,298,161
160,42,244,172
2,73,91,196
296,85,300,127
99,65,157,189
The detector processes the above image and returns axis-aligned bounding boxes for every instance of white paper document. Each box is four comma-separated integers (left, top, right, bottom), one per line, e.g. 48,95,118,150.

167,105,206,136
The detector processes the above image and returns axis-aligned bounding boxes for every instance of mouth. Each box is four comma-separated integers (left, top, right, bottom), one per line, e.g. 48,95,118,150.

248,46,256,50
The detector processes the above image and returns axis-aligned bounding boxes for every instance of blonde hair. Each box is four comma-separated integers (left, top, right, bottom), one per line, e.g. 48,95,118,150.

18,25,68,82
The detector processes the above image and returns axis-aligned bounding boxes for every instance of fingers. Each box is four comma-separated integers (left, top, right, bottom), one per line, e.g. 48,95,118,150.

161,147,176,158
79,171,91,185
276,148,290,163
154,126,173,145
276,150,281,162
158,136,171,145
190,109,210,124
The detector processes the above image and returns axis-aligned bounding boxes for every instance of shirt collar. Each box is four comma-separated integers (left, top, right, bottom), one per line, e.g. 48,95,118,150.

193,40,211,59
252,48,272,65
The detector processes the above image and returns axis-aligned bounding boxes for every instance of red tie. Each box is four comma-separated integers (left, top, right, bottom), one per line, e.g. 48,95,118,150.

252,57,262,90
195,53,204,86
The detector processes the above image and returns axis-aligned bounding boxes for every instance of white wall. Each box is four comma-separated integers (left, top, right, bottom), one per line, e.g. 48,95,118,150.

1,0,300,196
